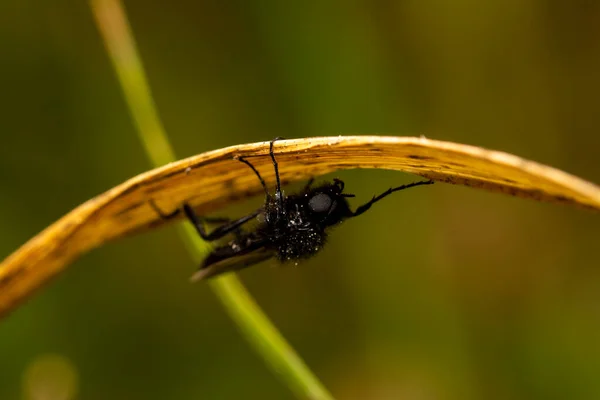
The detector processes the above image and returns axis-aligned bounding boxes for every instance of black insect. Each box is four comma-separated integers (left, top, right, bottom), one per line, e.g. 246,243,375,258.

156,139,433,281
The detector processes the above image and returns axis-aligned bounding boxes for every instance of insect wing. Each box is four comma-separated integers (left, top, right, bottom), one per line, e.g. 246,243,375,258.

190,245,275,282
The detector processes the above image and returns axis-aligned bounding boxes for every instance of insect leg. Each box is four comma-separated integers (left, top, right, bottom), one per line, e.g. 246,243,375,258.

303,177,315,192
151,199,239,224
149,199,180,220
198,216,245,239
333,178,345,192
183,204,262,241
150,201,232,223
202,216,231,223
351,180,434,217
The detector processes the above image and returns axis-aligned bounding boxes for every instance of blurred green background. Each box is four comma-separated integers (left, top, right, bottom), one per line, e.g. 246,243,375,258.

2,1,600,399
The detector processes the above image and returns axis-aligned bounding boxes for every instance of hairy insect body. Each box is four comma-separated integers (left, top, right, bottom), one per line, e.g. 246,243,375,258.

261,184,351,262
161,138,433,281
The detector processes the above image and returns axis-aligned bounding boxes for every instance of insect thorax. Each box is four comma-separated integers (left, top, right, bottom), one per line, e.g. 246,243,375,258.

261,196,329,262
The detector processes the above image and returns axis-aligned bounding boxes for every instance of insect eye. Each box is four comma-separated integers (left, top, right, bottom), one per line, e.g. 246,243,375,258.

308,193,332,213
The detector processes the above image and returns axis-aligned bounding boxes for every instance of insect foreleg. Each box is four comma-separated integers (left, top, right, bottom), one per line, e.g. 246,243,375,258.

183,204,262,241
352,180,434,217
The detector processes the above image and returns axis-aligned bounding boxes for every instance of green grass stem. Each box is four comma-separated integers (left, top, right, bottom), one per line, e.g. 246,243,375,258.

90,1,334,399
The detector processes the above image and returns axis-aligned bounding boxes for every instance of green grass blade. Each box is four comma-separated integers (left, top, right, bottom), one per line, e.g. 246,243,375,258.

90,1,334,399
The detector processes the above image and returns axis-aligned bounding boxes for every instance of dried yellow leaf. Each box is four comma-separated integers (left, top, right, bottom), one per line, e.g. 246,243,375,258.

1,136,598,318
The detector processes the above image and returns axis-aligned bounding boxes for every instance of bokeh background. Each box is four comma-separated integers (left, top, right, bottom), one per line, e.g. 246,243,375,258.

2,1,600,399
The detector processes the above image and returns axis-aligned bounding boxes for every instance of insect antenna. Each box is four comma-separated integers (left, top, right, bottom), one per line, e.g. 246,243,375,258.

352,180,434,217
237,157,270,198
269,137,285,212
